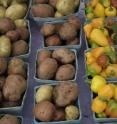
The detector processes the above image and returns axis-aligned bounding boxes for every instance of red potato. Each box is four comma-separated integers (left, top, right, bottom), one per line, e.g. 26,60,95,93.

32,4,54,18
55,64,76,81
0,58,7,75
3,74,27,102
34,101,55,122
45,35,62,46
37,49,51,64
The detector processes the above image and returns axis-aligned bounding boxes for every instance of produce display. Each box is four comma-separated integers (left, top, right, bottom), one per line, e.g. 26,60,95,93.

0,0,28,20
85,46,117,79
0,114,21,124
90,75,117,118
0,17,30,57
36,48,77,81
84,18,117,48
33,82,80,122
85,0,117,19
0,57,27,108
31,0,80,18
40,16,81,47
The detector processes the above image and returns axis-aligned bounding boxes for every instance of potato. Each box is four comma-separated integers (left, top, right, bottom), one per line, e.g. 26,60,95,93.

6,30,20,42
0,6,6,18
0,36,11,57
55,64,75,81
35,85,53,103
37,49,51,64
56,0,76,15
16,27,29,40
0,90,2,102
11,0,25,4
0,0,12,7
59,22,77,40
49,0,57,8
53,82,78,107
53,108,65,121
37,58,58,80
55,11,63,18
15,19,27,28
52,48,75,64
8,58,26,78
66,38,79,45
32,4,54,18
0,114,20,124
45,35,61,46
68,16,80,30
65,105,79,120
5,3,27,20
3,74,27,102
111,0,117,8
34,0,48,4
34,101,55,122
55,24,62,32
12,40,28,56
0,76,5,90
2,101,20,108
41,23,55,36
0,18,15,34
0,58,7,75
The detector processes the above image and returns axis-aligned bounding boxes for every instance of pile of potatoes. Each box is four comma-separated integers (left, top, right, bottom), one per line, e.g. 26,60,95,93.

0,0,28,20
0,17,29,57
0,114,21,124
0,57,27,108
33,82,80,122
37,48,76,81
40,16,80,47
32,0,80,18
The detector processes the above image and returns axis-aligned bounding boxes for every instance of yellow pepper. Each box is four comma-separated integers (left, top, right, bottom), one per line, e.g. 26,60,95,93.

114,86,117,101
105,6,117,17
86,13,94,19
98,84,115,100
84,23,93,38
86,52,96,64
92,96,107,113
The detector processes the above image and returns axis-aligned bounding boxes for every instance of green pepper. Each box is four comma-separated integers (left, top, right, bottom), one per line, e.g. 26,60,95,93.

96,112,107,118
91,42,99,48
85,7,93,14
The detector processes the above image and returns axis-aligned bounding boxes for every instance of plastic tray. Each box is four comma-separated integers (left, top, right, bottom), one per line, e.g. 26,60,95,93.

36,18,82,50
33,83,82,124
0,62,29,114
30,0,83,22
84,48,117,81
34,48,78,84
91,81,117,123
0,114,23,124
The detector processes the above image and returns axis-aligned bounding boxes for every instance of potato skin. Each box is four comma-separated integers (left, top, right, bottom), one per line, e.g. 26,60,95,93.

37,49,51,64
66,38,79,45
16,27,29,40
53,82,78,107
34,101,55,122
0,90,2,102
59,22,77,40
53,108,65,121
49,0,57,8
8,58,26,78
6,30,20,42
32,4,54,18
0,58,7,75
1,101,20,108
45,35,61,46
34,0,48,4
37,58,58,80
3,74,27,102
41,24,55,36
0,115,20,124
55,64,75,81
12,40,28,56
68,16,80,30
0,76,5,90
0,18,15,34
52,48,75,64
